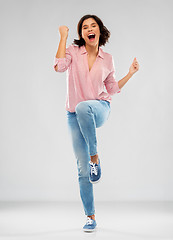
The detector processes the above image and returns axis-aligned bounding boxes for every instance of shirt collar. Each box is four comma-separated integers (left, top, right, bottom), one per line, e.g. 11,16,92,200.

80,45,104,59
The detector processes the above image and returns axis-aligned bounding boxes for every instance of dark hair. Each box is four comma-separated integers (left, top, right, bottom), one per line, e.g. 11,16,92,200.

73,14,110,48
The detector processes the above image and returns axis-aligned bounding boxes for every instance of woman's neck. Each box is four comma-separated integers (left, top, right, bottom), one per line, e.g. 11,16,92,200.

85,44,99,57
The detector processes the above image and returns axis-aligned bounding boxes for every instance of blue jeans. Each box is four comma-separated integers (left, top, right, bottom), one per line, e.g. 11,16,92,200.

66,99,111,216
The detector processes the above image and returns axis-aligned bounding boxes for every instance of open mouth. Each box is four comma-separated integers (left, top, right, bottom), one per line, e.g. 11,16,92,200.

88,33,95,40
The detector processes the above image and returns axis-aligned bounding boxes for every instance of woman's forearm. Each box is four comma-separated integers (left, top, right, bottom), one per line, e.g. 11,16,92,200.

55,37,67,58
118,72,133,89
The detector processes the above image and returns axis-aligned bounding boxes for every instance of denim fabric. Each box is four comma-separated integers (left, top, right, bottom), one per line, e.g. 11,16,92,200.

66,99,111,216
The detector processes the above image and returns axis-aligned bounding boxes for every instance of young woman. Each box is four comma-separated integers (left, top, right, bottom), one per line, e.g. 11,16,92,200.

54,14,139,232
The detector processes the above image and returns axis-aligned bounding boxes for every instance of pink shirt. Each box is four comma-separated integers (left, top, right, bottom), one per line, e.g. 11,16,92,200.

53,44,121,112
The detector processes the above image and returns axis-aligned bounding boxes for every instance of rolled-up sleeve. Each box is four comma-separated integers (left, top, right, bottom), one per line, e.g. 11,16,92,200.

53,46,72,72
104,56,121,95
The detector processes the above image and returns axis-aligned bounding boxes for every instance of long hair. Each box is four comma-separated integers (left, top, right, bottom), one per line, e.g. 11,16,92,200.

73,14,110,48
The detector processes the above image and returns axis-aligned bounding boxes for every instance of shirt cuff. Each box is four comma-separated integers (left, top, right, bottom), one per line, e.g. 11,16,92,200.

54,57,66,71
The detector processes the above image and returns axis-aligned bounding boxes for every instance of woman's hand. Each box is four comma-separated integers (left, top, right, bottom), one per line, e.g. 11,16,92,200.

129,57,139,75
59,25,69,39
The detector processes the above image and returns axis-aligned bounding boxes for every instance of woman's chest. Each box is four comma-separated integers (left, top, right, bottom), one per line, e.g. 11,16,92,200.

72,54,110,80
87,55,97,72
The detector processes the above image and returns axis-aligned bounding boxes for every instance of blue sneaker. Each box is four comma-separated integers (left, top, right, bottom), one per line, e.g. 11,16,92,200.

83,217,97,232
89,158,101,184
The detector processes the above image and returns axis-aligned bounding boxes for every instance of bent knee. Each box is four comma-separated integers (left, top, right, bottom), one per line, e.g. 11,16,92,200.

75,101,91,115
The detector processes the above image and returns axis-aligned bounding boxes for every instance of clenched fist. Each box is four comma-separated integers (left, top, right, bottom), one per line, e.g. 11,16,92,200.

59,25,69,39
129,57,139,75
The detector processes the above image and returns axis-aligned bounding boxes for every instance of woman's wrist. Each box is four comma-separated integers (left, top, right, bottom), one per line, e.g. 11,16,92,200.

127,71,134,78
60,36,68,41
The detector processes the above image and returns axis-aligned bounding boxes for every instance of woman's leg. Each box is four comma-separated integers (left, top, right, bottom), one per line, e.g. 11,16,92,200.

75,100,111,158
66,111,95,216
66,100,111,217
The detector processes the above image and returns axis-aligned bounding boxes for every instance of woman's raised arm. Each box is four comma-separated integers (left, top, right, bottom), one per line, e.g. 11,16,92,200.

54,26,72,72
56,25,69,59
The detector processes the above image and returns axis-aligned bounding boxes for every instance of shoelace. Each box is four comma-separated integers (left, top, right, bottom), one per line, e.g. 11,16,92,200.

90,161,98,175
86,217,93,225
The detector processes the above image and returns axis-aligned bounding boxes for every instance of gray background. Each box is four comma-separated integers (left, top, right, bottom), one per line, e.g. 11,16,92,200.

0,0,172,201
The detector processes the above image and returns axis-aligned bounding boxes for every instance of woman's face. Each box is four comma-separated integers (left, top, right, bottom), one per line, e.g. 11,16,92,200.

81,18,100,48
